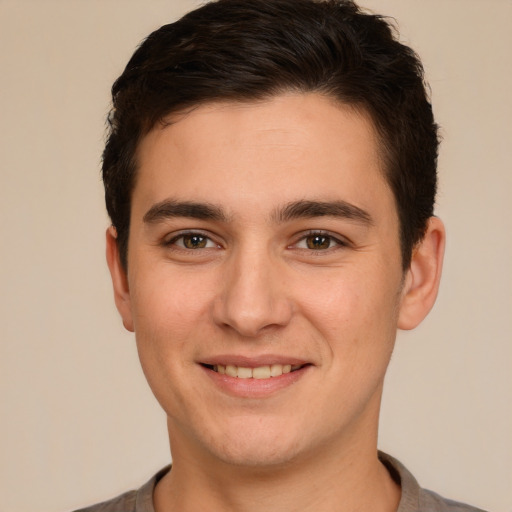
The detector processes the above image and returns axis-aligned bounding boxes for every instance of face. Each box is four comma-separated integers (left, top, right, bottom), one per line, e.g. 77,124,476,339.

109,93,414,468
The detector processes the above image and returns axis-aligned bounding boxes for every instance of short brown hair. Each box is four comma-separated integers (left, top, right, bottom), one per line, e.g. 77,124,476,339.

103,0,439,270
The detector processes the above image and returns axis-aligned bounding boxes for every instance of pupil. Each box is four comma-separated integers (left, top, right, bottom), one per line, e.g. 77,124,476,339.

307,235,330,250
184,235,206,249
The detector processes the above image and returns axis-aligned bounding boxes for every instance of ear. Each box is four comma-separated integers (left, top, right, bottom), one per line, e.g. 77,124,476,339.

105,226,134,332
398,217,446,330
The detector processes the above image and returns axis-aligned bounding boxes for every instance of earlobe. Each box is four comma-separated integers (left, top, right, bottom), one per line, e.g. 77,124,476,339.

105,226,134,332
398,217,446,330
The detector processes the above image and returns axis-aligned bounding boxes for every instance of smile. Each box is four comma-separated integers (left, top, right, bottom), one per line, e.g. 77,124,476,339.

200,360,311,398
207,363,304,379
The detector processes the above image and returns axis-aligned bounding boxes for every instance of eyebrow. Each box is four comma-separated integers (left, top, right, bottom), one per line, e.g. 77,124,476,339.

272,200,373,225
143,198,373,226
143,199,228,223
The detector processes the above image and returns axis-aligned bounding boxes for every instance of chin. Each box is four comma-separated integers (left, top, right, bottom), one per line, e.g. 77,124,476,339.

210,440,303,469
196,418,313,469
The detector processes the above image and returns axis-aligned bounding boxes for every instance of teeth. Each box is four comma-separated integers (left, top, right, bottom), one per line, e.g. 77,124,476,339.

270,364,283,377
237,366,253,379
252,366,271,379
213,363,301,379
225,365,238,377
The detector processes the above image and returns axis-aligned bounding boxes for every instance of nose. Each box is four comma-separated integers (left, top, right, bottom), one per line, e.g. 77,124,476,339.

212,247,293,338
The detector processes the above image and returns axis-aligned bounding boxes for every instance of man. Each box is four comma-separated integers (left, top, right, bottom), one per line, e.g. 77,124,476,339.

78,0,485,510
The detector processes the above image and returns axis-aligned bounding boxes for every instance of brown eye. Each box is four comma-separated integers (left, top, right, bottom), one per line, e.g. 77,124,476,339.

305,234,331,250
182,234,209,249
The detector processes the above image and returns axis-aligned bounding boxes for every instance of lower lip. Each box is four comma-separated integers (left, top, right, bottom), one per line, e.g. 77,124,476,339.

201,365,311,398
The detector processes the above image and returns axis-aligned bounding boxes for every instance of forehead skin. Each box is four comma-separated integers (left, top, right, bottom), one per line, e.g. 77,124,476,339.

132,94,397,244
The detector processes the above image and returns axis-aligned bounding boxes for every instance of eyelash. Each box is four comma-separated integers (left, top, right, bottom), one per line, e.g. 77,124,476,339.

163,230,349,252
164,231,220,250
292,230,349,252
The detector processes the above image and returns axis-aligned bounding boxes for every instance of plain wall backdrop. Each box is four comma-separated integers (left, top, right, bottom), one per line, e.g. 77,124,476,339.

1,1,511,511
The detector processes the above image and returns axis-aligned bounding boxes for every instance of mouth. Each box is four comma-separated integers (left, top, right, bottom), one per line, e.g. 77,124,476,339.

199,358,312,397
201,363,307,379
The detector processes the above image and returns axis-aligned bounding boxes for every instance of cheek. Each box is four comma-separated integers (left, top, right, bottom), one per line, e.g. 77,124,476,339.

127,268,217,398
297,269,390,325
295,266,401,357
130,266,215,338
129,269,215,410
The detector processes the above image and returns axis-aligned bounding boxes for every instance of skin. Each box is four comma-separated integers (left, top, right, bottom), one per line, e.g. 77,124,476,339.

107,93,445,512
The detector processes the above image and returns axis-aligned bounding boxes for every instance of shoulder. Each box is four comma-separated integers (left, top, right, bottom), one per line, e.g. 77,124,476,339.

73,490,137,512
419,488,488,512
72,466,170,512
378,452,488,512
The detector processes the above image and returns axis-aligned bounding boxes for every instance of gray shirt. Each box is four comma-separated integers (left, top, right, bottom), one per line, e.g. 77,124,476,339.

74,452,487,512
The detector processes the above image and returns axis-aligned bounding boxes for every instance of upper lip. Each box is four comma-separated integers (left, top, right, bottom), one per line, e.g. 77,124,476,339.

199,354,310,367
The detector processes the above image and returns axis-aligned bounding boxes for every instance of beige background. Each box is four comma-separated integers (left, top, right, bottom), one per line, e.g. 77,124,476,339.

1,1,511,511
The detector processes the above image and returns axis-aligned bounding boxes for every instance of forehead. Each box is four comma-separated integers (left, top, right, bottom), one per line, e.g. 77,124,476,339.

133,93,395,223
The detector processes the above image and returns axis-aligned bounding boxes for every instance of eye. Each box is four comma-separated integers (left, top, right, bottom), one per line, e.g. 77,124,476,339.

294,232,347,251
167,232,217,250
